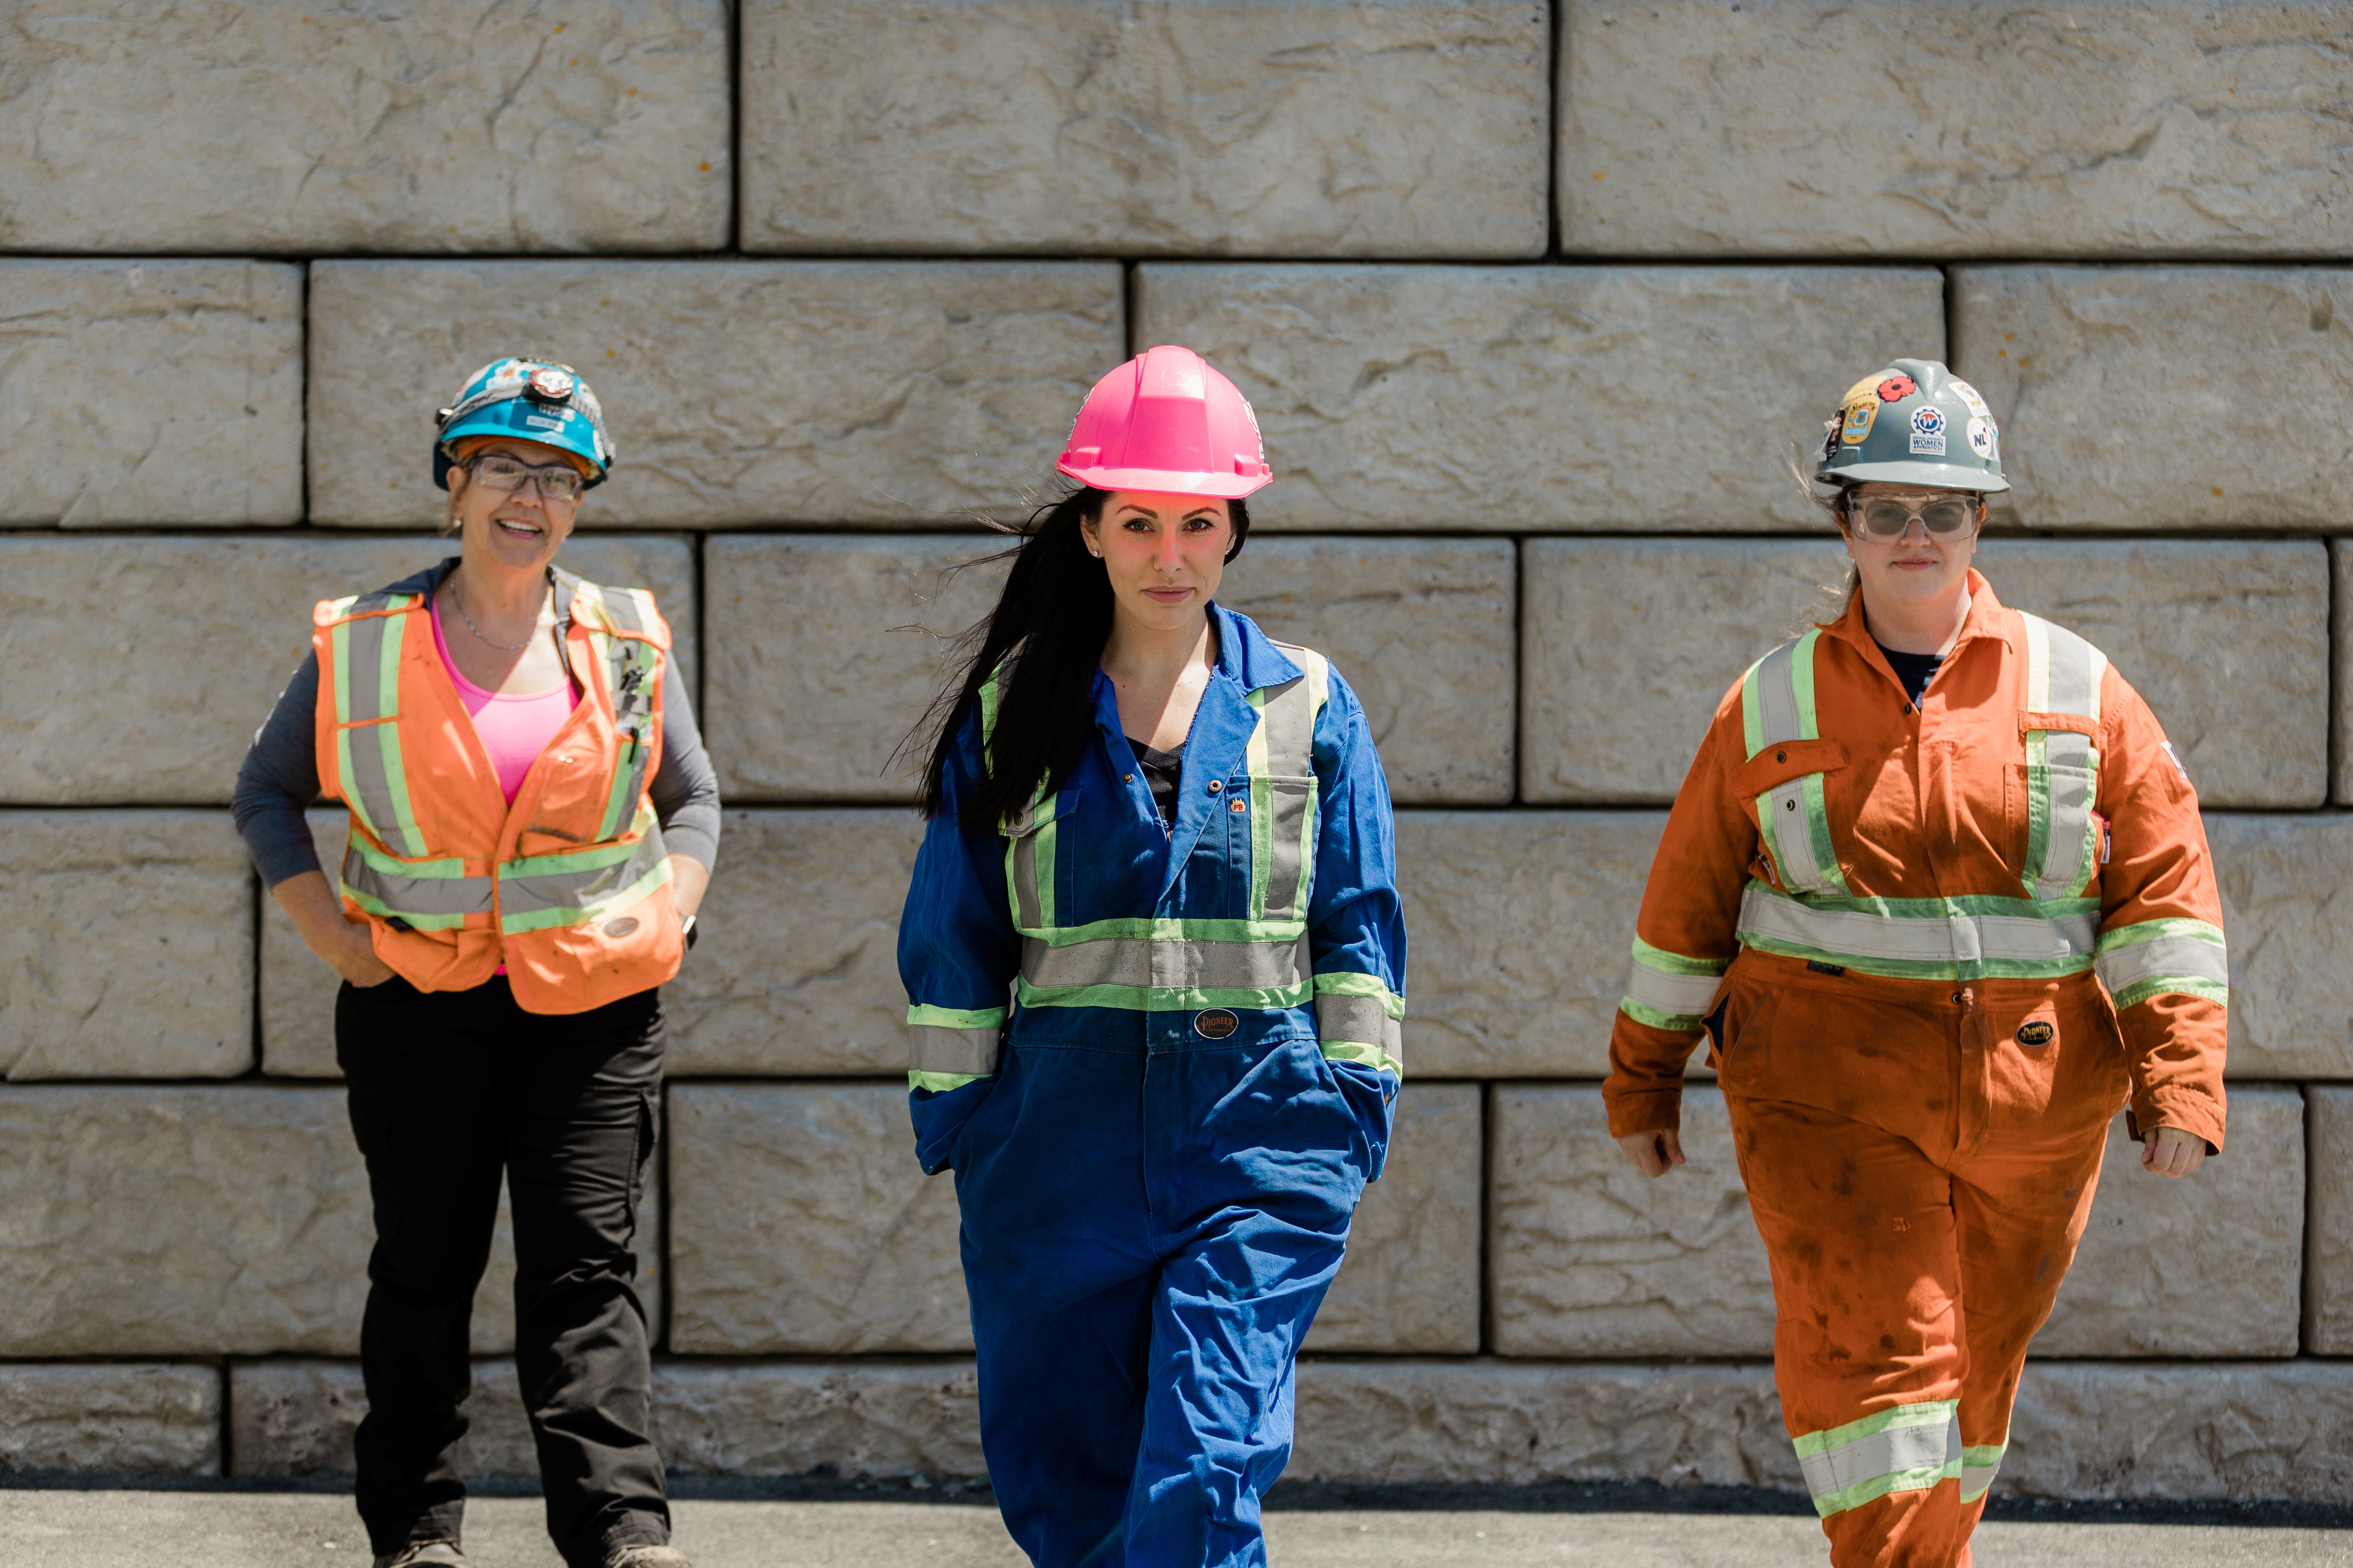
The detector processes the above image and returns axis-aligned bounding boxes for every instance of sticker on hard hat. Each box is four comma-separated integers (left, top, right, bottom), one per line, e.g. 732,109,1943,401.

1877,374,1918,403
1968,416,1998,460
1820,420,1841,462
1951,381,1991,418
1909,405,1947,456
526,368,576,405
2015,1020,2055,1046
1840,398,1878,445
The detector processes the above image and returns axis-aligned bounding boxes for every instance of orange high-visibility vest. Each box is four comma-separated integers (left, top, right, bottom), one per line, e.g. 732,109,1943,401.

311,562,683,1013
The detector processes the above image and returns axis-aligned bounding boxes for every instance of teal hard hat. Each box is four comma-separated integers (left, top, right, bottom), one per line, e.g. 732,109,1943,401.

433,356,614,491
1812,357,2009,494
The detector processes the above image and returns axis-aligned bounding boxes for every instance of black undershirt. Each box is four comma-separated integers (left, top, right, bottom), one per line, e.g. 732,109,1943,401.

1128,737,1183,824
1877,641,1945,707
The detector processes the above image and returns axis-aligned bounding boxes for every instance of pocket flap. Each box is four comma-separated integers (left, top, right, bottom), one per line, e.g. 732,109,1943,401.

997,794,1061,840
2019,712,2100,739
1730,738,1848,799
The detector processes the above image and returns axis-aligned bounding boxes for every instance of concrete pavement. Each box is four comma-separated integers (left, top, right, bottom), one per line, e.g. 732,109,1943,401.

1,1488,2349,1567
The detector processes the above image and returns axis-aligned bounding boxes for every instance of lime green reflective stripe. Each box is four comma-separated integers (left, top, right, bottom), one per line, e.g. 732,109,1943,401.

1737,882,2097,982
330,606,428,860
1959,1442,2007,1504
1021,933,1307,995
1619,996,1706,1032
1027,916,1308,947
2019,614,2107,901
1315,993,1403,1074
909,1070,987,1093
1016,977,1313,1013
1742,630,1849,897
2095,918,2228,1008
339,835,492,931
591,630,658,843
1795,1400,1961,1518
1249,643,1326,922
1321,1039,1402,1077
1313,969,1406,1017
1624,940,1725,1020
1004,794,1059,931
498,828,672,933
908,1004,1009,1030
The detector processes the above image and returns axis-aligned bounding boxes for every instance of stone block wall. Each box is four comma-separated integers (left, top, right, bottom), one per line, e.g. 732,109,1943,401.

3,0,2349,1498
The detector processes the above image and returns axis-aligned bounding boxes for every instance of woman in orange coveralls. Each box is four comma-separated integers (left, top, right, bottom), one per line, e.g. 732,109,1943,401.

1607,359,2227,1567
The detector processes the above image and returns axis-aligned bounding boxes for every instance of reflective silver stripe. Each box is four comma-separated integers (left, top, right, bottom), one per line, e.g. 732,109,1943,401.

1315,992,1401,1056
336,605,426,858
499,822,668,922
1022,933,1308,993
1623,960,1722,1018
1959,1443,2006,1503
1798,1408,1960,1513
1257,643,1327,922
910,1024,1001,1076
340,843,494,920
1745,633,1843,897
2095,932,2229,993
1006,800,1053,931
2021,614,2108,901
1738,884,2097,970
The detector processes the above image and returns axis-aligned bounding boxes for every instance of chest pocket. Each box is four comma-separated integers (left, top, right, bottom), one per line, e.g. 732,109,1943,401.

999,793,1063,933
1737,630,1851,897
1250,642,1330,921
2017,614,2106,901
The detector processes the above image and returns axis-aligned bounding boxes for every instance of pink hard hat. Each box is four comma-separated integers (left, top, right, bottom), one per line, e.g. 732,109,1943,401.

1055,345,1271,499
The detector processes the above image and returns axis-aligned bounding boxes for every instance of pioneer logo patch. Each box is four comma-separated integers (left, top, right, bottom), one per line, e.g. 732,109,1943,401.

1193,1010,1239,1040
2015,1020,2055,1047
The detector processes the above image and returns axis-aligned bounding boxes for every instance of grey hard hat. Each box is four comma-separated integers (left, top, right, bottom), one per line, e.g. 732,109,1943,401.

1812,357,2010,493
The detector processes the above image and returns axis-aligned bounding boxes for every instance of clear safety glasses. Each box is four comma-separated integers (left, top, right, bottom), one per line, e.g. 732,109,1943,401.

1845,492,1982,540
464,453,586,505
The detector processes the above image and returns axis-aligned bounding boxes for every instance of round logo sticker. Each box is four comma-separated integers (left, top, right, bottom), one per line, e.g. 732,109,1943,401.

1193,1010,1239,1040
1876,374,1918,403
2015,1020,2055,1046
1910,406,1946,437
1968,416,1999,460
1951,380,1991,418
526,367,576,404
603,917,640,938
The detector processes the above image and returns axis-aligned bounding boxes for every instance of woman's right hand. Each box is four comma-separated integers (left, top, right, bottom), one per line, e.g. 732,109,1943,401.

270,869,397,988
325,920,399,989
1617,1128,1687,1178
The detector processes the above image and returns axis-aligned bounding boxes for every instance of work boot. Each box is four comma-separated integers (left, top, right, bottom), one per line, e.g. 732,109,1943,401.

374,1544,468,1568
603,1548,693,1568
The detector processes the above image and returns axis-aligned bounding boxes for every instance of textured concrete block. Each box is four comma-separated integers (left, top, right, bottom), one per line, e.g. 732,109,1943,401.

741,0,1546,258
230,1359,536,1478
2005,1362,2353,1501
1221,539,1516,806
0,261,302,526
2310,1088,2353,1355
2207,815,2353,1081
0,812,253,1081
1953,267,2353,531
1490,1085,1771,1358
663,810,926,1077
234,1358,990,1481
1521,539,1849,804
0,1087,370,1355
2038,1090,2303,1358
0,1084,657,1356
1291,1360,1796,1488
1521,539,2326,809
656,1361,986,1479
1987,542,2328,810
1135,265,1944,532
309,262,1122,527
668,1083,968,1354
703,536,1009,803
1291,1359,2353,1500
2335,543,2353,806
0,1364,222,1476
1306,1083,1481,1355
1558,0,2353,259
0,534,691,809
1398,811,1669,1079
0,1,729,254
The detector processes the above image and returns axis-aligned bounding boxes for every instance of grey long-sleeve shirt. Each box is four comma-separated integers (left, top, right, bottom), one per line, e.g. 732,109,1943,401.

233,645,722,890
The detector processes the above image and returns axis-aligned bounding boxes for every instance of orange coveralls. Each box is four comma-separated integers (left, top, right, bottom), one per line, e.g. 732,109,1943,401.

1605,572,2228,1567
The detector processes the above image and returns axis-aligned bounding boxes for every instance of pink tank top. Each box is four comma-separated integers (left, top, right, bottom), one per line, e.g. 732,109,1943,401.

431,597,579,806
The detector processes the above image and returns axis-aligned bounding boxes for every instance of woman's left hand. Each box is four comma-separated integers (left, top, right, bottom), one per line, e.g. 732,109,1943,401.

2141,1125,2207,1179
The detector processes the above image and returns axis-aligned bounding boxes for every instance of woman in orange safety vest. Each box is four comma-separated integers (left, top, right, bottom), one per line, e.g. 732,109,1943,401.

1607,359,2227,1568
232,359,714,1568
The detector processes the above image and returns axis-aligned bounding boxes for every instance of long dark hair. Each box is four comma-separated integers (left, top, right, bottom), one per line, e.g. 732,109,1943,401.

915,485,1250,827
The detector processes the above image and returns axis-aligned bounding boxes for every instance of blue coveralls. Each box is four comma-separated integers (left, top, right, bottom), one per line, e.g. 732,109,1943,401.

898,605,1406,1567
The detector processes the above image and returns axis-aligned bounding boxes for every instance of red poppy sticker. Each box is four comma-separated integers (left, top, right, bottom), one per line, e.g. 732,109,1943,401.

1876,374,1918,403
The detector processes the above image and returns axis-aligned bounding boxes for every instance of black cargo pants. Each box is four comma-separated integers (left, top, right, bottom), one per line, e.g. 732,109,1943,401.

336,973,668,1568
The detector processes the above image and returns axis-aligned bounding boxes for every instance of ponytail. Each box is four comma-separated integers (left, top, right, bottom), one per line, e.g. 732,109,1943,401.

913,485,1250,828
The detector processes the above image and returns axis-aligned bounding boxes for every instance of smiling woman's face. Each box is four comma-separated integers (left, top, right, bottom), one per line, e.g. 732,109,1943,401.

1840,480,1981,613
445,436,589,574
1080,490,1234,634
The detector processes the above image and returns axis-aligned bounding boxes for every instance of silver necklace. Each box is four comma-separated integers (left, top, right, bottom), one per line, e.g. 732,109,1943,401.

446,573,549,652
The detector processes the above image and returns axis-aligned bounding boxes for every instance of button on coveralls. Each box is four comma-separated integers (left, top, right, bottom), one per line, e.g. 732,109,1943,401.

900,606,1406,1567
1607,574,2228,1567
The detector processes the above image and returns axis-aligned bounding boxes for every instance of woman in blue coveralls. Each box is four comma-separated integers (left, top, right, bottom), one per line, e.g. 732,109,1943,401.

898,344,1407,1566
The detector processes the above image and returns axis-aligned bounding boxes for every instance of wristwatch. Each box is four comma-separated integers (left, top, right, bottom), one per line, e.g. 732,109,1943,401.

680,913,698,951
